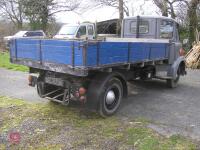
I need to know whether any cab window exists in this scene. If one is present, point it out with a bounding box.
[130,20,149,34]
[78,26,86,36]
[88,25,94,35]
[160,20,174,39]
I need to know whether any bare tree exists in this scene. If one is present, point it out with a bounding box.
[0,0,24,29]
[93,0,130,34]
[119,0,124,20]
[175,1,189,25]
[22,0,81,32]
[94,0,130,17]
[119,0,124,33]
[152,0,189,19]
[153,0,169,16]
[187,0,200,46]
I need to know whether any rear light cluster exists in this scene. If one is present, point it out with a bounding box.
[179,48,185,56]
[28,75,37,87]
[28,75,33,86]
[75,87,87,103]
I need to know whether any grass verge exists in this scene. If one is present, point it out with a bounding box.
[0,96,197,150]
[0,52,28,72]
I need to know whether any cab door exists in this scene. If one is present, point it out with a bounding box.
[159,19,181,64]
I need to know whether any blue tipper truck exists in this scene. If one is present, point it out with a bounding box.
[9,16,186,117]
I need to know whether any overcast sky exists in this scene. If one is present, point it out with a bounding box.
[55,0,159,24]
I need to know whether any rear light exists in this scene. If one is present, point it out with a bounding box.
[179,48,185,56]
[79,87,86,96]
[28,75,32,86]
[28,75,37,87]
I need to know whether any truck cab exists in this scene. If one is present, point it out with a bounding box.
[122,16,180,40]
[108,16,182,65]
[54,23,95,40]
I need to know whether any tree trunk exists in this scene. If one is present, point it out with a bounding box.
[41,0,49,32]
[188,0,200,47]
[162,0,168,17]
[41,8,49,32]
[17,21,23,30]
[118,0,124,35]
[169,2,176,19]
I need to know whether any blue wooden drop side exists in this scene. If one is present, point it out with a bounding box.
[86,42,169,67]
[10,39,170,69]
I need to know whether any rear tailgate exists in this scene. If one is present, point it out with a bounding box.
[10,38,88,76]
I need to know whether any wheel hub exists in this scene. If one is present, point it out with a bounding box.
[106,90,116,105]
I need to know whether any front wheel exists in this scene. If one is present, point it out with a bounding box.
[99,78,123,117]
[166,68,180,88]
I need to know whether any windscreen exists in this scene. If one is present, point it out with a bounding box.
[57,26,78,35]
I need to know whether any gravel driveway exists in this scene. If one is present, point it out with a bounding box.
[0,68,200,140]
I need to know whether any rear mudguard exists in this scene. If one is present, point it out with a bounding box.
[167,56,186,79]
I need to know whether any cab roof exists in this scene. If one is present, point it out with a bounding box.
[124,15,178,24]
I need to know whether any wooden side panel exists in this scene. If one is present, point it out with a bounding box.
[15,39,40,61]
[86,41,169,67]
[98,42,129,65]
[41,40,73,65]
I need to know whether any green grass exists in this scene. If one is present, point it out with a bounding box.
[0,96,197,150]
[0,52,28,72]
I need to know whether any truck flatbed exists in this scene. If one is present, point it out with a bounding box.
[10,38,170,76]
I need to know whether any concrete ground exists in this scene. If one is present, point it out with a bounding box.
[0,68,45,103]
[0,68,200,140]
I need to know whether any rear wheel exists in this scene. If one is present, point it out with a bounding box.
[99,78,123,117]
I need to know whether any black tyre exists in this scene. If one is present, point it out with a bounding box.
[166,68,180,88]
[87,72,127,117]
[98,78,123,117]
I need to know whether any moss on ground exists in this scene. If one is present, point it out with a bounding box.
[0,96,197,150]
[0,52,28,72]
